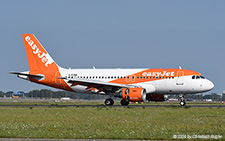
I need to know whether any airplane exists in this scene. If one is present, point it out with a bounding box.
[10,34,214,106]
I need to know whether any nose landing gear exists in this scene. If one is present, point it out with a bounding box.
[179,94,186,106]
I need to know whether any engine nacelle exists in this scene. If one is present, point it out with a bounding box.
[120,88,146,102]
[146,94,165,102]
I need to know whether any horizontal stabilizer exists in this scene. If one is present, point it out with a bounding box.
[9,72,44,80]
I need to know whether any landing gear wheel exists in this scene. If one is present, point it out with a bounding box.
[179,101,186,106]
[179,94,186,106]
[105,99,114,106]
[120,99,129,106]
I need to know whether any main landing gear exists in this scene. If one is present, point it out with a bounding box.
[104,98,114,106]
[120,99,129,106]
[179,94,186,106]
[104,99,130,106]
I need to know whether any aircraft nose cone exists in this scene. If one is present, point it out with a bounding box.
[207,80,214,91]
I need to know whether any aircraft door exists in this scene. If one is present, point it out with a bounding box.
[176,71,184,85]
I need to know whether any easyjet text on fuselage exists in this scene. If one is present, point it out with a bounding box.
[142,71,175,77]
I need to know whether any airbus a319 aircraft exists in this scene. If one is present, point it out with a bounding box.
[10,34,214,106]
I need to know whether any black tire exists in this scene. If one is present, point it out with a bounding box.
[120,99,129,106]
[179,101,186,106]
[105,98,114,106]
[110,99,114,105]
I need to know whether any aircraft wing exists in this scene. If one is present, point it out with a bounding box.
[60,77,138,93]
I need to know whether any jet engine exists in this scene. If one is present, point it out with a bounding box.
[117,88,146,102]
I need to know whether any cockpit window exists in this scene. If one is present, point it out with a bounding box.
[200,76,205,79]
[192,75,206,79]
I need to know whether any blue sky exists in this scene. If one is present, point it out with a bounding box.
[0,0,225,93]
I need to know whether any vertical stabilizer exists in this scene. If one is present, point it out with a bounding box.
[22,34,58,72]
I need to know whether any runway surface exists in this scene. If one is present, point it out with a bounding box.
[0,104,224,108]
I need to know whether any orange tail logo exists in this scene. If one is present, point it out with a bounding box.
[22,34,58,72]
[22,34,74,92]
